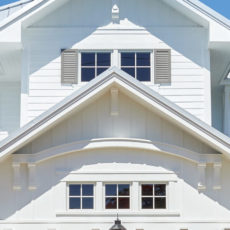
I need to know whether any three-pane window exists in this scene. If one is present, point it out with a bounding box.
[141,184,166,209]
[105,184,130,209]
[69,184,94,209]
[121,52,151,81]
[81,52,111,82]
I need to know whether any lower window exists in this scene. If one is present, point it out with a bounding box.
[69,184,94,209]
[141,184,166,209]
[105,184,130,209]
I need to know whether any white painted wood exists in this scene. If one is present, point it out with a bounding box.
[110,88,119,116]
[12,162,21,190]
[28,163,37,190]
[213,163,222,190]
[197,163,206,190]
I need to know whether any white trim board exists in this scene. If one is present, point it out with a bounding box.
[0,67,230,161]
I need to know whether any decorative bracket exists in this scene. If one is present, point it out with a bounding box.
[110,88,119,116]
[28,163,37,190]
[197,163,206,191]
[213,162,222,190]
[12,162,21,191]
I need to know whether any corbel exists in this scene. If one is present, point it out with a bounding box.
[110,88,119,116]
[213,162,222,190]
[197,163,206,190]
[12,162,22,191]
[28,163,37,190]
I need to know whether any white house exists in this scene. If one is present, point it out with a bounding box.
[0,0,230,229]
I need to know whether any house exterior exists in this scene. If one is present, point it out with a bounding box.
[0,0,230,230]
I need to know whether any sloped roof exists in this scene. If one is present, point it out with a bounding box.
[0,0,33,21]
[0,0,229,31]
[0,67,230,162]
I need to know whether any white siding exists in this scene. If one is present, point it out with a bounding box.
[17,90,216,155]
[21,0,210,124]
[0,82,20,135]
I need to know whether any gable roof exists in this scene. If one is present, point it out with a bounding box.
[0,67,230,162]
[0,0,229,31]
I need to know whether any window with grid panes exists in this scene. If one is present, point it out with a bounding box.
[105,184,130,209]
[69,184,94,209]
[121,52,151,81]
[141,184,166,209]
[81,52,111,82]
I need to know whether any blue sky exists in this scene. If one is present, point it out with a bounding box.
[0,0,230,19]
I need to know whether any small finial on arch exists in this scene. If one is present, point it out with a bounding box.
[112,4,120,24]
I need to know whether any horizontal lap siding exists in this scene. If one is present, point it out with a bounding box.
[156,51,205,121]
[28,47,205,122]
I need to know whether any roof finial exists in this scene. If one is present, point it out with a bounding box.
[112,3,120,24]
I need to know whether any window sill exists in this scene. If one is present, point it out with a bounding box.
[56,210,180,217]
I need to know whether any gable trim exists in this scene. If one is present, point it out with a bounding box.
[0,67,230,161]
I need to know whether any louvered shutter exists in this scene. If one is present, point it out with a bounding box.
[61,49,78,84]
[154,49,171,84]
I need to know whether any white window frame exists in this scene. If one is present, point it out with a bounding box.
[67,183,95,211]
[139,182,168,211]
[103,182,131,210]
[78,50,113,84]
[118,50,153,83]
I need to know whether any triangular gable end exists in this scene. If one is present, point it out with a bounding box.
[14,86,220,165]
[0,67,230,162]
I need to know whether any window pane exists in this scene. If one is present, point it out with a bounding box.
[69,184,81,196]
[137,53,150,66]
[137,68,150,81]
[155,197,166,209]
[97,53,111,66]
[155,184,166,196]
[69,197,81,209]
[142,184,153,196]
[142,197,153,209]
[82,184,94,196]
[106,197,117,209]
[121,68,135,77]
[81,68,95,82]
[82,198,94,209]
[118,198,130,209]
[106,184,117,196]
[118,184,130,196]
[121,53,135,66]
[97,68,108,76]
[81,53,95,66]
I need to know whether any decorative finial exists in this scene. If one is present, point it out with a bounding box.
[112,4,120,24]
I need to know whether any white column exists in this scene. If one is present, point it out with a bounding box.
[224,86,230,136]
[197,163,206,190]
[213,163,222,190]
[12,162,21,190]
[28,163,37,190]
[20,44,30,126]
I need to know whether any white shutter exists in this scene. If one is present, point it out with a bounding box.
[154,49,171,84]
[61,49,78,84]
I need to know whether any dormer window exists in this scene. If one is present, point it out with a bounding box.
[121,52,151,82]
[81,52,111,82]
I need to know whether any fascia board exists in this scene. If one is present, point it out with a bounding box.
[0,67,230,162]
